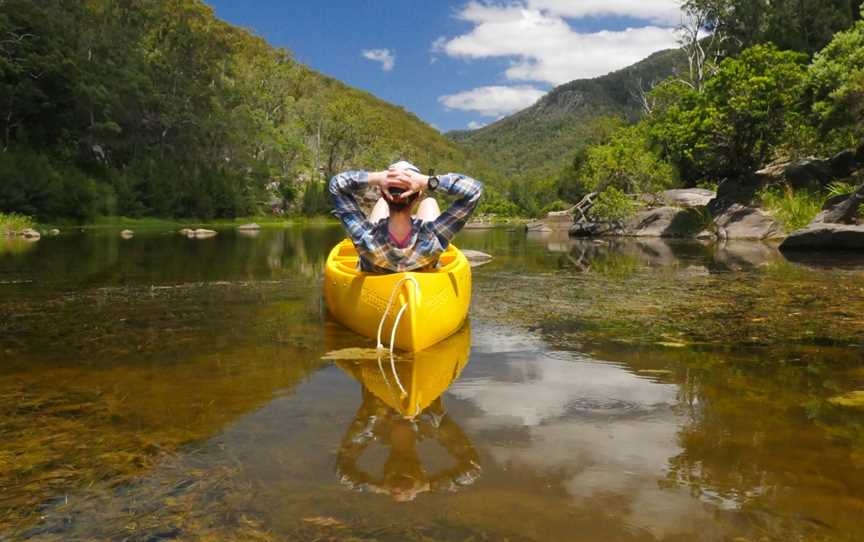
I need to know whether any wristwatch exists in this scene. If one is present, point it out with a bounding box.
[427,175,440,191]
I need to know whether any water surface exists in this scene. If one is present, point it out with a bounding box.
[1,227,863,541]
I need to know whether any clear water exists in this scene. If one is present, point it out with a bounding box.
[1,227,863,541]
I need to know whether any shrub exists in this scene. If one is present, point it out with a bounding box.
[578,125,678,195]
[591,187,640,222]
[758,185,823,231]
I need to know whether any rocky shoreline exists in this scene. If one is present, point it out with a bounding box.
[530,146,864,251]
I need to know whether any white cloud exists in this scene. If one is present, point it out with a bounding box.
[467,121,486,130]
[527,0,683,25]
[439,85,546,117]
[361,48,395,71]
[436,2,681,85]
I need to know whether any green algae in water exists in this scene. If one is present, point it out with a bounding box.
[3,230,864,541]
[829,391,864,408]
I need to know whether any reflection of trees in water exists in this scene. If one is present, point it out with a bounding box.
[661,350,864,537]
[0,227,345,287]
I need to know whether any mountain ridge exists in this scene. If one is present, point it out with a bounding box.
[447,47,688,181]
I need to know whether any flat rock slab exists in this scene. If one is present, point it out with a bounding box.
[237,223,261,230]
[461,249,493,268]
[658,188,716,208]
[780,223,864,250]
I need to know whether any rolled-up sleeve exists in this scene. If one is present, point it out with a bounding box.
[431,174,483,245]
[329,171,373,246]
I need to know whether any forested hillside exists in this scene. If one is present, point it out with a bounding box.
[448,48,686,183]
[0,0,485,221]
[451,0,864,219]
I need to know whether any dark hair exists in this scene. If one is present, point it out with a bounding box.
[387,188,419,212]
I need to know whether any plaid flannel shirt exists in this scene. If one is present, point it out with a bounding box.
[329,171,483,273]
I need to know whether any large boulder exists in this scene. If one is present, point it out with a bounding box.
[20,228,41,239]
[627,207,715,238]
[780,223,864,250]
[784,158,835,189]
[626,207,689,237]
[714,204,784,240]
[657,188,716,208]
[712,175,767,211]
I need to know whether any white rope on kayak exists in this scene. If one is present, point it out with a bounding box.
[375,275,421,398]
[388,304,409,397]
[376,275,420,352]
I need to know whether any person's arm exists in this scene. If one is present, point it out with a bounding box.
[399,170,483,245]
[328,170,389,245]
[430,174,483,244]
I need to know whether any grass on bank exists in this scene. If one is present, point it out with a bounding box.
[758,186,824,232]
[0,212,34,235]
[760,181,864,232]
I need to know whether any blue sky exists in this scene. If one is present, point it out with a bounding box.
[204,1,683,132]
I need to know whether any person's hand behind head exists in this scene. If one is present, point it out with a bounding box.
[397,169,429,199]
[381,168,412,201]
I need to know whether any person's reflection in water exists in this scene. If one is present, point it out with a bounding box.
[336,386,481,502]
[331,323,478,501]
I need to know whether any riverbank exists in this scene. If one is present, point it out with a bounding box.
[4,215,341,234]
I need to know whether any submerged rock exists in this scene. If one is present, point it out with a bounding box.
[191,229,217,238]
[461,249,493,268]
[828,391,864,408]
[179,228,193,235]
[780,223,864,250]
[236,223,261,231]
[48,228,60,236]
[120,229,134,239]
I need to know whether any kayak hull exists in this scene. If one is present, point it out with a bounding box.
[323,239,471,352]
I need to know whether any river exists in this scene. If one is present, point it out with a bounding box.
[1,226,863,541]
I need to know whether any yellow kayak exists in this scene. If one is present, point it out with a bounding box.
[336,323,471,417]
[323,238,471,352]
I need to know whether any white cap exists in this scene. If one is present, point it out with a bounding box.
[388,160,420,173]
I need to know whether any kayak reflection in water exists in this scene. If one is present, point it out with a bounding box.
[333,324,479,501]
[335,388,481,502]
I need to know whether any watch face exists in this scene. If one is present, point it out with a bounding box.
[429,176,439,190]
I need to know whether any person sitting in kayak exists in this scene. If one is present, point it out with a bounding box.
[329,160,482,273]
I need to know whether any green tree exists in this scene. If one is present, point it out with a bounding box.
[577,125,678,195]
[803,16,864,151]
[650,45,807,182]
[682,0,862,55]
